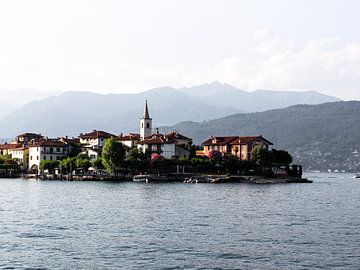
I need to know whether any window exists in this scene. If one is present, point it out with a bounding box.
[50,156,53,161]
[37,156,39,160]
[56,156,61,160]
[56,148,60,152]
[30,156,32,160]
[147,123,150,128]
[43,156,46,160]
[142,123,144,128]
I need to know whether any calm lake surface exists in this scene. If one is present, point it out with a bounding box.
[0,173,360,269]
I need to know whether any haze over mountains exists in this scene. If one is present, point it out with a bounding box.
[0,82,339,139]
[0,89,62,117]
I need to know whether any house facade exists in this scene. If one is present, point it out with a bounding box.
[28,139,69,172]
[79,130,114,148]
[116,133,140,148]
[201,135,273,160]
[9,145,29,167]
[138,131,192,159]
[12,133,43,144]
[0,143,22,156]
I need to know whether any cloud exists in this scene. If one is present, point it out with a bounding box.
[63,34,360,100]
[1,26,359,100]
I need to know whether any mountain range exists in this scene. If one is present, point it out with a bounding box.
[161,101,360,172]
[0,82,339,138]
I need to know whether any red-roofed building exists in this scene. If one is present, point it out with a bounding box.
[116,133,140,148]
[28,139,70,173]
[201,135,273,160]
[12,133,43,145]
[138,130,192,159]
[79,130,115,149]
[0,143,23,156]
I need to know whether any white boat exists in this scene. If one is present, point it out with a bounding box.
[353,173,360,179]
[133,175,151,182]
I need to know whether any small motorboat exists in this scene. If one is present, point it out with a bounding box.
[353,173,360,179]
[133,175,151,182]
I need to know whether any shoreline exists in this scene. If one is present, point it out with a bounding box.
[1,173,313,184]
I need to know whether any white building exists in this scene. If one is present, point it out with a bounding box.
[138,130,192,159]
[137,102,192,158]
[116,133,140,148]
[28,139,69,173]
[140,100,152,140]
[9,145,27,167]
[79,130,114,149]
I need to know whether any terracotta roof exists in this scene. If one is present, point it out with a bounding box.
[202,135,273,146]
[29,139,68,147]
[79,130,114,139]
[166,131,192,142]
[138,133,165,145]
[229,136,273,145]
[116,133,140,141]
[202,136,239,146]
[0,143,23,150]
[58,137,80,144]
[138,131,192,145]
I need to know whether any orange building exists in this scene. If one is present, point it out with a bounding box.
[201,135,273,160]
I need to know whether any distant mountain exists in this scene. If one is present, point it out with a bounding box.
[0,82,340,139]
[161,101,360,172]
[0,87,238,138]
[0,89,62,117]
[179,81,340,112]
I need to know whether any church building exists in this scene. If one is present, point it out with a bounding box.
[137,101,193,159]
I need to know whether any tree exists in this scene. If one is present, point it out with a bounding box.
[251,145,273,166]
[0,154,13,165]
[76,157,91,172]
[127,147,145,161]
[39,160,59,174]
[60,157,77,174]
[102,137,126,175]
[92,157,104,170]
[271,149,293,165]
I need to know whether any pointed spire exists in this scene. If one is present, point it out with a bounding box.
[143,100,150,119]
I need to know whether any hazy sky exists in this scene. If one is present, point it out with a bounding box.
[0,0,359,100]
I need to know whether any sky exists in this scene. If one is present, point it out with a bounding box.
[0,0,359,100]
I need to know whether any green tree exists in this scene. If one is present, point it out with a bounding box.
[0,155,5,165]
[271,149,293,165]
[251,145,273,167]
[102,137,126,175]
[127,147,145,161]
[39,160,59,174]
[76,157,91,171]
[60,157,77,174]
[92,157,104,170]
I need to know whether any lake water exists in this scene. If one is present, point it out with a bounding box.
[0,173,360,269]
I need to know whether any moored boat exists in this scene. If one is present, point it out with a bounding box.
[353,173,360,179]
[133,174,151,182]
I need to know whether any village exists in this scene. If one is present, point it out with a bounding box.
[0,101,306,183]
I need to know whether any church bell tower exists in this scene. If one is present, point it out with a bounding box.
[140,100,152,140]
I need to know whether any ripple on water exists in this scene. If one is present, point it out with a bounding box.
[0,174,359,269]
